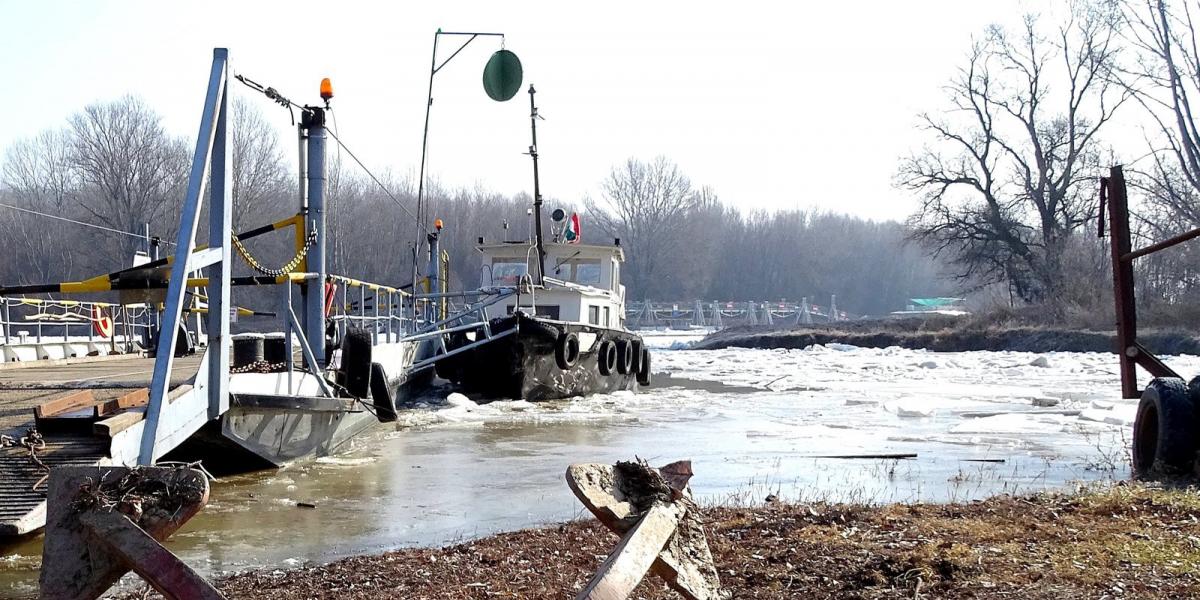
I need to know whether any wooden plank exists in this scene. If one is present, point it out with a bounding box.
[567,463,723,600]
[94,411,145,437]
[93,388,149,417]
[34,390,98,419]
[577,502,684,600]
[80,512,226,600]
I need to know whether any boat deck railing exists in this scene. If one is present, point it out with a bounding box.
[0,297,153,361]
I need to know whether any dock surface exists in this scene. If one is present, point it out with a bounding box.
[0,355,201,535]
[0,355,201,436]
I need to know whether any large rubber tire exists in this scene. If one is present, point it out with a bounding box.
[555,332,581,370]
[1133,377,1198,478]
[341,327,373,399]
[597,340,617,376]
[522,318,561,341]
[616,340,634,375]
[636,345,652,386]
[630,340,644,375]
[1190,376,1200,403]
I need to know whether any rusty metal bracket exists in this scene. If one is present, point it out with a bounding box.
[1101,166,1196,398]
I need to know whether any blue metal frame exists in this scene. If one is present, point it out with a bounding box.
[139,49,232,465]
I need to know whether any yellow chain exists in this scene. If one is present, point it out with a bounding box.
[232,229,317,277]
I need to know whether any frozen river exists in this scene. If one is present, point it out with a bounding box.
[2,333,1196,596]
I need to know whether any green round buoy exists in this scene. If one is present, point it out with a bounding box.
[482,50,523,101]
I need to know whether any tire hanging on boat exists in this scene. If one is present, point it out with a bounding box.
[597,340,617,376]
[341,327,373,399]
[637,345,652,386]
[555,332,581,370]
[616,339,634,375]
[630,339,644,375]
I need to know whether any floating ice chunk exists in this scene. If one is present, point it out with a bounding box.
[826,343,859,352]
[1079,407,1136,427]
[1029,356,1052,368]
[884,399,935,417]
[845,399,878,406]
[917,360,939,369]
[949,413,1064,435]
[315,456,375,466]
[1032,397,1060,407]
[445,392,475,408]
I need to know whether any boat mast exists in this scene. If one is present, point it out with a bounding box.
[527,84,547,285]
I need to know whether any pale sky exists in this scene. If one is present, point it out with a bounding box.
[0,1,1038,222]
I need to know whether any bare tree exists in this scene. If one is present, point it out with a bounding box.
[899,5,1126,303]
[586,157,700,298]
[68,96,189,258]
[231,98,290,228]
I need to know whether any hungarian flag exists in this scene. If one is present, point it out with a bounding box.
[565,213,581,243]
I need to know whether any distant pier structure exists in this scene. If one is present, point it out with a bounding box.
[625,297,850,330]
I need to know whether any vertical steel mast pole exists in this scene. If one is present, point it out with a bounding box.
[302,108,328,366]
[528,84,546,284]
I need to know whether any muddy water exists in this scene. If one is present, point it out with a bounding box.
[1,340,1171,597]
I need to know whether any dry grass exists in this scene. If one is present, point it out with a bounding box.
[206,483,1200,599]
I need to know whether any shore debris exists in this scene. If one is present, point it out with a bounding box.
[39,464,223,600]
[566,459,725,600]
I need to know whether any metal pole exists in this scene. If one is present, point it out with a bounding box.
[426,231,440,323]
[302,107,328,368]
[141,48,230,465]
[206,68,233,420]
[527,85,547,284]
[1106,168,1139,399]
[414,31,440,254]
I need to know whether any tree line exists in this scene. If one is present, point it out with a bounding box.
[0,95,949,318]
[7,0,1200,324]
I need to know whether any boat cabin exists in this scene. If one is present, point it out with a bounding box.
[478,242,627,329]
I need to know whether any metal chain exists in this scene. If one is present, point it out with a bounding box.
[232,229,317,277]
[229,360,288,374]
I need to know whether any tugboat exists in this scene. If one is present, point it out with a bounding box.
[435,87,650,400]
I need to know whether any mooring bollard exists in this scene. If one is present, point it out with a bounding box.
[39,465,224,600]
[566,459,724,600]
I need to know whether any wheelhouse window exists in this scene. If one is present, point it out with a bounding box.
[588,305,600,325]
[491,259,529,285]
[551,257,602,286]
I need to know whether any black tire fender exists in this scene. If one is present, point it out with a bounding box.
[630,340,644,374]
[597,340,617,376]
[636,345,652,386]
[616,339,634,375]
[1133,377,1198,477]
[555,332,581,370]
[340,327,373,399]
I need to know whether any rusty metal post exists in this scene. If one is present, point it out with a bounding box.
[1105,167,1141,399]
